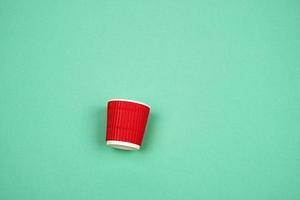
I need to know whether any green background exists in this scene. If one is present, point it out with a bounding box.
[1,0,299,199]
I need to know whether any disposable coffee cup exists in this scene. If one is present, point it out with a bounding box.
[106,99,151,150]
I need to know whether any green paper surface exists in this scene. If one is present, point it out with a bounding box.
[1,0,299,199]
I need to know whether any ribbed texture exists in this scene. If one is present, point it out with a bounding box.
[106,101,150,146]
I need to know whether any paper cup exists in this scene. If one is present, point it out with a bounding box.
[106,99,151,151]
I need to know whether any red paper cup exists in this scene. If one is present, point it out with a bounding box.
[106,99,151,150]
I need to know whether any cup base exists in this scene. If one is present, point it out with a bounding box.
[106,140,140,151]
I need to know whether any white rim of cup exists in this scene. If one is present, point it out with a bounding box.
[106,140,140,151]
[108,99,151,109]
